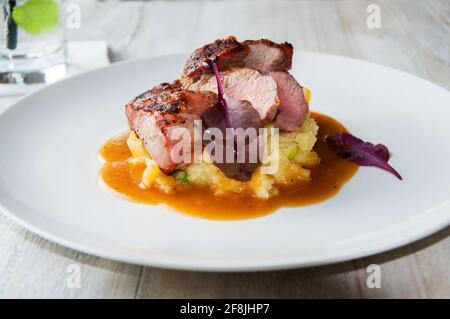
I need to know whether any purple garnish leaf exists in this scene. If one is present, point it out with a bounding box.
[212,63,232,128]
[210,62,261,131]
[327,132,402,180]
[200,63,263,181]
[224,96,262,131]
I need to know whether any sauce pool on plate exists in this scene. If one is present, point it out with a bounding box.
[99,112,358,220]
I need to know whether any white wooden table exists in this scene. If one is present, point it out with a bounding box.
[0,0,449,298]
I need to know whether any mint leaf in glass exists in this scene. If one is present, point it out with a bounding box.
[12,0,59,35]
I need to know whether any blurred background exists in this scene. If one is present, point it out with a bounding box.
[1,0,448,88]
[74,0,448,87]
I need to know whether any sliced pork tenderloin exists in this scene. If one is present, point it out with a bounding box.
[182,37,293,82]
[242,39,293,73]
[182,36,249,80]
[270,71,309,132]
[184,67,280,124]
[126,80,217,174]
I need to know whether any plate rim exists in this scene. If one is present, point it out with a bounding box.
[1,197,449,272]
[0,51,449,272]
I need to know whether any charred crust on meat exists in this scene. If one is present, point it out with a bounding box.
[134,80,182,101]
[182,36,248,77]
[128,80,186,115]
[136,90,152,100]
[242,39,293,51]
[126,79,217,130]
[182,37,293,79]
[142,92,186,114]
[150,80,181,94]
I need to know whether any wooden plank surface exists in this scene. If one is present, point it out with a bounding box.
[0,0,449,298]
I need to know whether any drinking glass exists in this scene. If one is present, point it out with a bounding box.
[0,0,66,86]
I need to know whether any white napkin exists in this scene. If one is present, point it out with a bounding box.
[66,41,110,74]
[0,41,110,97]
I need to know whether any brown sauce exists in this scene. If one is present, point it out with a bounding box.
[99,112,358,220]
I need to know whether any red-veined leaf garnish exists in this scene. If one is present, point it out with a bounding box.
[326,132,402,180]
[201,63,262,181]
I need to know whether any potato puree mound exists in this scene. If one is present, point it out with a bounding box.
[126,114,319,199]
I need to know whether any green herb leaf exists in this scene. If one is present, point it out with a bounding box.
[12,0,59,35]
[175,171,190,185]
[286,145,298,160]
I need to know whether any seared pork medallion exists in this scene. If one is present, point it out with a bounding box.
[185,67,279,123]
[125,80,217,174]
[181,36,307,130]
[181,36,293,79]
[99,36,399,219]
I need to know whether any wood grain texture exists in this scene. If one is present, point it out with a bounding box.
[0,0,449,298]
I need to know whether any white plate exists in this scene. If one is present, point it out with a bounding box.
[0,52,449,271]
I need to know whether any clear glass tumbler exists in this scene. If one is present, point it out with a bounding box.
[0,0,66,86]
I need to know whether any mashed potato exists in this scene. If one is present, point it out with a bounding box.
[127,116,318,200]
